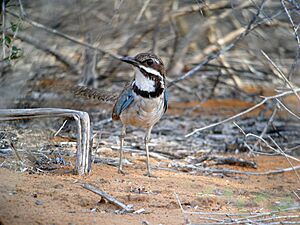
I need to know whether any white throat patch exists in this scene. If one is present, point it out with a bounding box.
[134,68,155,92]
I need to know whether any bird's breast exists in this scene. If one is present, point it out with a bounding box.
[120,92,165,128]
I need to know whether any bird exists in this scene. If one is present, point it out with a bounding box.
[112,53,168,176]
[73,52,168,176]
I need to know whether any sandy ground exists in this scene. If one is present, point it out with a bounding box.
[1,82,299,225]
[0,155,299,225]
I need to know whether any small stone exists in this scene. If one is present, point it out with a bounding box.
[133,208,145,214]
[35,200,43,205]
[53,184,64,189]
[90,208,97,212]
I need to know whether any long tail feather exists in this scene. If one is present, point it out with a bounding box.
[72,85,118,103]
[37,79,118,103]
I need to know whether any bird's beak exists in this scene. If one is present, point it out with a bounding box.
[121,56,140,67]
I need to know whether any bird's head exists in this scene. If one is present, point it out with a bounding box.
[121,53,166,96]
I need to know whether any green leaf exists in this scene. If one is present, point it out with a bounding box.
[10,45,22,59]
[10,22,17,32]
[5,35,11,45]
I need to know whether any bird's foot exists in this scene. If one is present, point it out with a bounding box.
[118,168,126,175]
[143,171,156,178]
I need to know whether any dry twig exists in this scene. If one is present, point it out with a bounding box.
[6,10,123,61]
[168,0,266,87]
[2,0,6,59]
[186,88,300,137]
[261,50,300,103]
[9,31,80,74]
[174,192,191,225]
[83,183,134,213]
[281,0,300,80]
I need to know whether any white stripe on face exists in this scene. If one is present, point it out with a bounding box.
[139,65,165,88]
[139,65,164,80]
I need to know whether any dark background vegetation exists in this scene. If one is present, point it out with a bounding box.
[1,0,299,155]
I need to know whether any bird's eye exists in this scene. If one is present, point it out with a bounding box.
[146,59,154,66]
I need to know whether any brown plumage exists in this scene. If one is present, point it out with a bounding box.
[72,85,119,103]
[37,79,119,103]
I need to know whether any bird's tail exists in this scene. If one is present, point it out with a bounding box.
[72,85,118,102]
[36,79,118,103]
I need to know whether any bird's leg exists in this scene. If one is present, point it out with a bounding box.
[118,125,126,174]
[144,126,153,177]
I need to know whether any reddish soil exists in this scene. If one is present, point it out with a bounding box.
[0,155,299,225]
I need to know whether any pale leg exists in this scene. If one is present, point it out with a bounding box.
[144,126,153,177]
[118,125,126,174]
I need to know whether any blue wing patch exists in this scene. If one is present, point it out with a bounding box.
[112,88,134,120]
[163,89,168,113]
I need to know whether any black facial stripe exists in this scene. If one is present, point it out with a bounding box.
[133,83,164,98]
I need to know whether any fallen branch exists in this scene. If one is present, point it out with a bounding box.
[185,206,300,216]
[83,183,134,213]
[0,108,92,175]
[192,164,300,176]
[198,155,257,169]
[156,163,300,176]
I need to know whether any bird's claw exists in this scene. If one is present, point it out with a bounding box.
[118,168,126,175]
